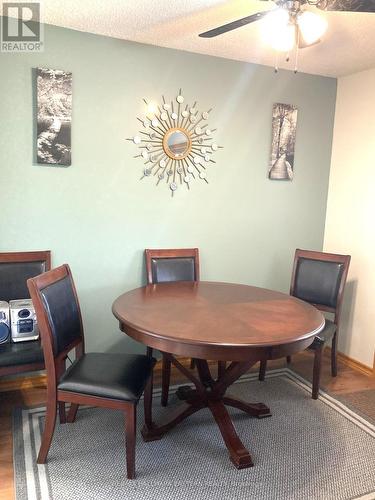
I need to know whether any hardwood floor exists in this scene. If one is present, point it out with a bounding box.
[0,384,46,500]
[1,350,374,500]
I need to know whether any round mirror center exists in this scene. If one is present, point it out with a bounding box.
[164,129,190,159]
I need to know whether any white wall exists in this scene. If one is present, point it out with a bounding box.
[324,67,375,369]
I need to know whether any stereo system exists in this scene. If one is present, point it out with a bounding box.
[0,300,39,343]
[0,301,10,344]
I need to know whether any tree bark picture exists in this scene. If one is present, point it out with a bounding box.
[268,103,298,180]
[36,68,72,166]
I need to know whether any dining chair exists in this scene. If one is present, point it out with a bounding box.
[27,264,156,479]
[0,251,50,377]
[259,249,351,399]
[145,248,200,406]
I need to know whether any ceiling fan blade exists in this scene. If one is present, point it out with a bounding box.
[199,11,270,38]
[316,0,375,12]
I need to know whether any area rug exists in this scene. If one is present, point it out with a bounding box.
[13,369,375,500]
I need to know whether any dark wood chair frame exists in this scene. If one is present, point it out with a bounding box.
[27,264,152,479]
[145,248,205,406]
[0,250,51,376]
[259,249,351,399]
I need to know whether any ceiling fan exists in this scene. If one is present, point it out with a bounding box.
[199,0,375,52]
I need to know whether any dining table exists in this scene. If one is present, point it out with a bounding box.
[112,281,324,469]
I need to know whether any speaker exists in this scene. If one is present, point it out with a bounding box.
[0,301,10,344]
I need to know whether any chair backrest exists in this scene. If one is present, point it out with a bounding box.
[27,264,84,380]
[145,248,200,285]
[290,249,351,321]
[0,251,51,302]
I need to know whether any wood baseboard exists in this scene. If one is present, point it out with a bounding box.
[0,351,373,393]
[331,349,374,377]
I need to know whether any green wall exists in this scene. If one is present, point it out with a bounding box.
[0,21,337,354]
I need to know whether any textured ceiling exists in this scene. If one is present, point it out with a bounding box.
[2,0,375,77]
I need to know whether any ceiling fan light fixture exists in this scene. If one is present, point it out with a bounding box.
[261,9,296,52]
[297,11,328,46]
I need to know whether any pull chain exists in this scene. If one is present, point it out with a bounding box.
[274,50,279,73]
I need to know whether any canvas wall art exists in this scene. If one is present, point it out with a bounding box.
[268,103,298,180]
[36,68,72,166]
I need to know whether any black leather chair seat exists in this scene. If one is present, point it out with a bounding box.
[0,340,44,367]
[58,353,156,402]
[309,319,337,349]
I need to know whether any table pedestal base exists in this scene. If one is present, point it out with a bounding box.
[141,356,272,469]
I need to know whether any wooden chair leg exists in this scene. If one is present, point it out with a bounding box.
[312,344,324,400]
[190,358,196,369]
[161,354,171,407]
[144,371,154,429]
[218,361,226,378]
[331,332,338,377]
[286,356,292,364]
[125,405,136,480]
[37,399,57,464]
[258,360,267,381]
[58,402,66,424]
[67,404,79,423]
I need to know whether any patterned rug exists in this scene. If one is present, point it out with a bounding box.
[13,369,375,500]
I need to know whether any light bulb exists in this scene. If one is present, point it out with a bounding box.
[297,11,327,45]
[262,8,289,32]
[261,9,296,52]
[274,23,296,52]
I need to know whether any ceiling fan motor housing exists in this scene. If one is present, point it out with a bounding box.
[278,0,304,15]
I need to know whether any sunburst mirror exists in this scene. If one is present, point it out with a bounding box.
[127,90,222,195]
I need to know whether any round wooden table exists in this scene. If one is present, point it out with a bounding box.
[112,281,324,469]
